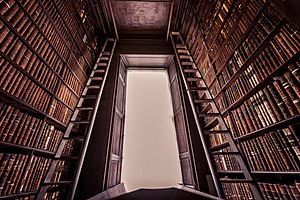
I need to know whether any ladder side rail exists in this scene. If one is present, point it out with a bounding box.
[177,33,263,200]
[36,40,112,200]
[69,39,117,200]
[170,32,224,198]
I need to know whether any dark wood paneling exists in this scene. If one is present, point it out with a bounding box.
[75,47,120,200]
[271,0,300,30]
[107,60,127,188]
[168,61,195,186]
[174,110,188,154]
[118,39,173,55]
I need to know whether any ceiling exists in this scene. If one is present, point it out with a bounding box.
[108,0,174,39]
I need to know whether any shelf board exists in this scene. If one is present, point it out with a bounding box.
[0,89,67,131]
[208,0,240,48]
[211,2,268,65]
[218,19,285,94]
[218,170,300,182]
[0,141,54,159]
[36,0,93,70]
[0,52,75,112]
[0,191,37,200]
[16,0,86,91]
[222,51,300,114]
[0,13,82,97]
[234,115,300,143]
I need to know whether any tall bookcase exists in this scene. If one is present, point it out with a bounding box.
[179,0,300,198]
[0,0,101,198]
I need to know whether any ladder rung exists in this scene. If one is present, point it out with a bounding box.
[77,107,94,111]
[180,55,192,59]
[183,69,198,73]
[204,130,229,134]
[71,120,90,124]
[219,179,253,183]
[86,85,100,89]
[97,63,107,67]
[90,77,103,81]
[102,52,111,56]
[55,155,79,161]
[202,104,212,113]
[176,44,186,49]
[198,113,220,117]
[81,95,98,100]
[187,77,201,81]
[189,86,207,91]
[182,62,193,66]
[44,181,72,186]
[177,49,189,54]
[171,31,180,35]
[212,151,239,155]
[94,69,105,73]
[194,99,213,103]
[99,57,109,61]
[210,142,230,152]
[218,170,243,175]
[205,118,219,129]
[63,135,85,140]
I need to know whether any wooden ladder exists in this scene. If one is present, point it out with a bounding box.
[170,32,262,200]
[37,38,116,200]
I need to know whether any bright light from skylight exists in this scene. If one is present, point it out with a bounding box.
[121,70,182,192]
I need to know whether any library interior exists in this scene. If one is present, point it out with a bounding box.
[0,0,300,199]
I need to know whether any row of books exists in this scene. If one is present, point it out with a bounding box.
[259,181,300,199]
[51,0,96,67]
[0,153,51,196]
[221,172,300,199]
[0,57,80,120]
[214,153,241,171]
[0,33,60,93]
[209,0,264,59]
[185,0,264,63]
[0,1,85,95]
[225,99,299,171]
[27,0,96,69]
[217,24,300,92]
[0,103,63,152]
[48,98,73,125]
[228,110,299,172]
[240,133,299,171]
[221,59,300,112]
[23,0,90,93]
[38,0,94,68]
[222,183,253,200]
[213,3,279,70]
[216,11,281,77]
[0,21,82,112]
[0,63,51,112]
[211,1,268,68]
[180,0,300,198]
[72,0,99,54]
[0,0,100,198]
[40,161,73,199]
[184,0,265,88]
[56,83,78,110]
[203,0,236,46]
[206,0,252,48]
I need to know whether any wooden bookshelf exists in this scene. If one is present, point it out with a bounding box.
[0,191,37,200]
[0,0,101,198]
[181,0,300,198]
